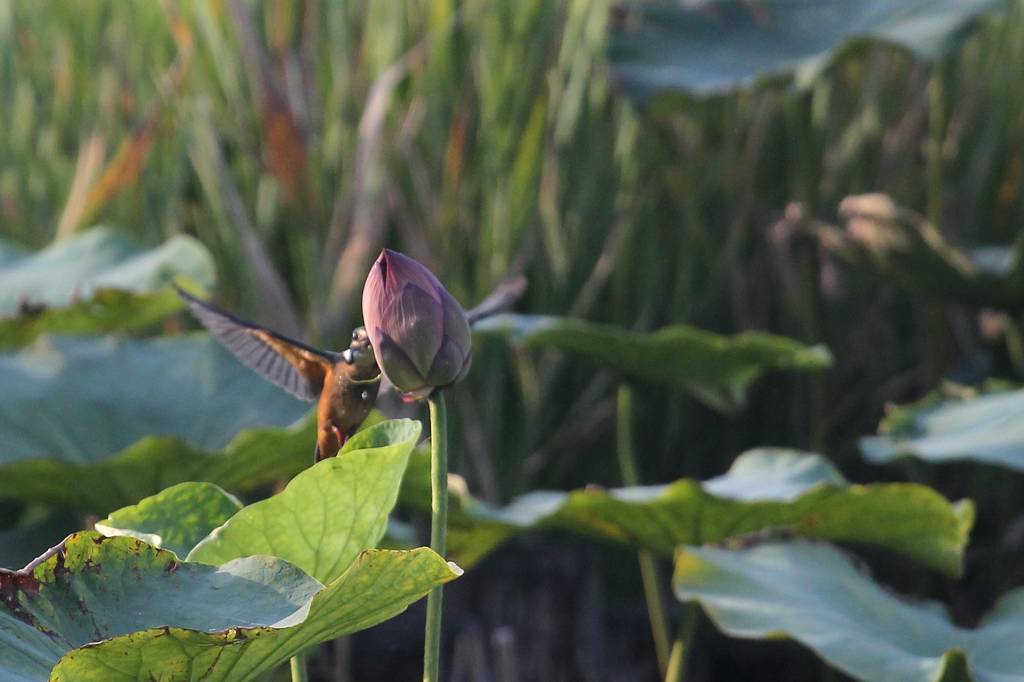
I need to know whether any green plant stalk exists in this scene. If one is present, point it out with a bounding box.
[927,58,947,231]
[423,391,449,682]
[1005,315,1024,378]
[923,58,951,386]
[617,383,671,676]
[797,236,826,453]
[290,652,309,682]
[664,604,698,682]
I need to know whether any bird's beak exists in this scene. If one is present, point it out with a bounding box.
[341,348,354,364]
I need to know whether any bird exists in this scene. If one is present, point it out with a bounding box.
[174,285,382,462]
[175,274,526,462]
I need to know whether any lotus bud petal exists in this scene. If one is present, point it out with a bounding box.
[362,249,472,398]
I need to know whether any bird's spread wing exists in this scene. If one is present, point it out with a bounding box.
[467,275,528,325]
[175,285,333,401]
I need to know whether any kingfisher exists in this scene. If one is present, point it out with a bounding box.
[175,286,382,462]
[175,276,524,462]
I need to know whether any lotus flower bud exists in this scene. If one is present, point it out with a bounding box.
[361,249,472,400]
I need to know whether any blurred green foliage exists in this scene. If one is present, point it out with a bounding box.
[397,445,972,575]
[0,334,312,511]
[2,0,1024,502]
[4,1,1024,678]
[0,227,214,347]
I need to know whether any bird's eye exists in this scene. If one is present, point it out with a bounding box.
[351,330,359,340]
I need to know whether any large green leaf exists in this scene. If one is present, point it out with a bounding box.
[401,447,972,576]
[97,420,422,584]
[0,227,216,348]
[0,532,459,682]
[189,420,422,582]
[861,383,1024,470]
[609,0,1006,101]
[0,335,313,512]
[95,483,243,558]
[474,314,832,412]
[0,243,26,267]
[673,540,1024,682]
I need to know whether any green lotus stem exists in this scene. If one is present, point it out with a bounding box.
[927,58,947,230]
[1005,317,1024,377]
[664,604,698,682]
[423,391,449,682]
[290,653,309,682]
[617,383,671,676]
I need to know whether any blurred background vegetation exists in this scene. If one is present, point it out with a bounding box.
[3,0,1024,679]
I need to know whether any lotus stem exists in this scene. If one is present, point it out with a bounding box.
[927,58,947,231]
[290,653,309,682]
[617,383,671,675]
[664,604,698,682]
[423,391,449,682]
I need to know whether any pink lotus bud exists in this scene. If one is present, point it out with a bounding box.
[361,249,472,400]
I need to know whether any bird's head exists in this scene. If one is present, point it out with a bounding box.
[341,326,378,374]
